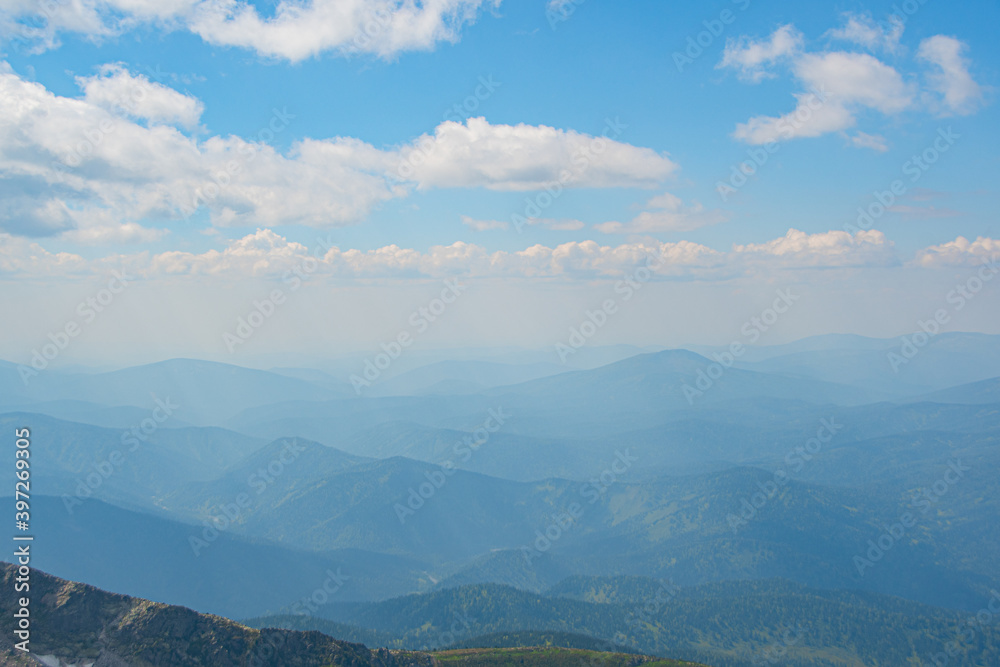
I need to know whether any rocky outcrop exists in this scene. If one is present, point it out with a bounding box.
[0,563,434,667]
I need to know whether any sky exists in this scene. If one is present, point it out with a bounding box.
[0,0,997,366]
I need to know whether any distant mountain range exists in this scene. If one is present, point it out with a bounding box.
[3,334,1000,666]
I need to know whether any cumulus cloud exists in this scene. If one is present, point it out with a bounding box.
[732,51,913,144]
[797,51,914,114]
[191,235,730,280]
[62,222,169,245]
[405,117,676,191]
[1,228,908,281]
[0,189,75,236]
[594,192,727,234]
[917,35,985,115]
[718,24,803,82]
[77,64,204,128]
[0,233,88,275]
[148,228,309,275]
[722,23,985,144]
[0,66,674,239]
[1,0,498,61]
[733,228,896,268]
[848,131,889,152]
[0,66,397,236]
[826,13,903,53]
[915,236,1000,268]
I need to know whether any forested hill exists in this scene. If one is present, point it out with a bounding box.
[249,578,1000,667]
[0,564,707,667]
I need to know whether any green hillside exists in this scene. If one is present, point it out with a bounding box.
[253,579,1000,667]
[434,647,707,667]
[0,565,704,667]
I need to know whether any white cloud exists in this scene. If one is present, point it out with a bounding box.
[718,24,803,82]
[826,13,903,53]
[62,222,169,245]
[733,52,913,145]
[732,228,896,268]
[0,228,908,282]
[161,228,898,277]
[148,228,310,276]
[915,236,1000,267]
[0,193,74,236]
[594,192,727,234]
[796,52,914,114]
[917,35,984,115]
[725,22,986,145]
[405,117,677,191]
[461,216,586,232]
[0,0,121,53]
[732,87,853,144]
[848,131,889,152]
[307,237,727,280]
[546,0,573,10]
[0,66,398,236]
[0,233,88,275]
[191,0,499,61]
[461,216,509,232]
[1,0,498,61]
[78,64,204,128]
[0,67,674,239]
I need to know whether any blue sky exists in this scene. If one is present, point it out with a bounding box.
[0,0,997,364]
